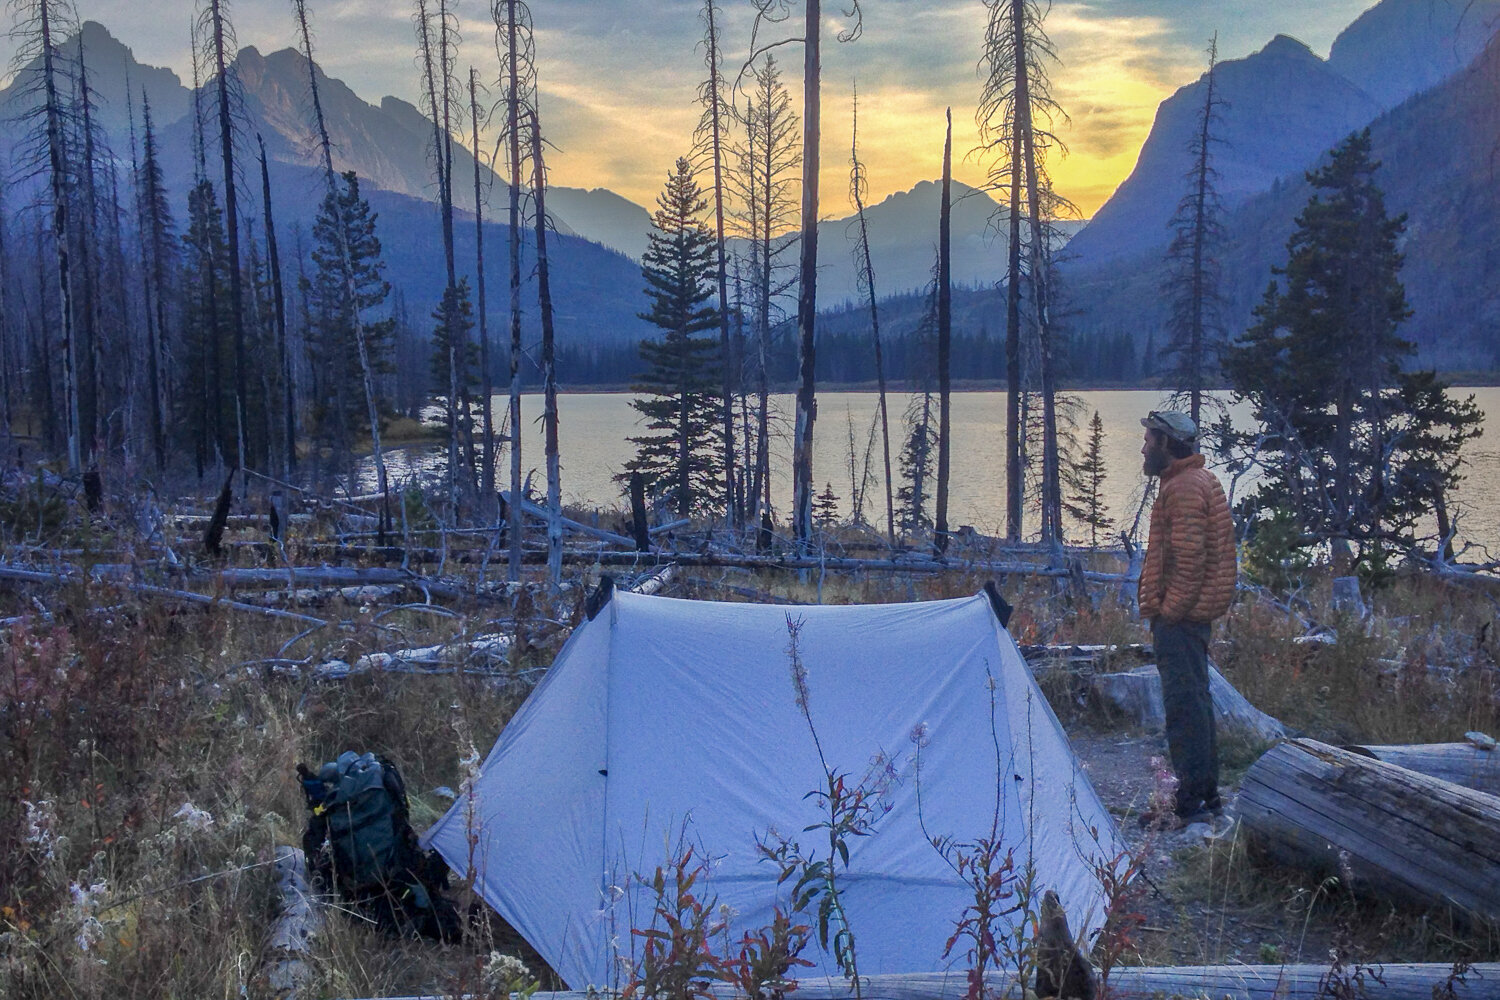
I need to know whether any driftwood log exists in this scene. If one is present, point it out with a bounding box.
[338,964,1498,1000]
[1238,739,1500,923]
[1345,742,1500,797]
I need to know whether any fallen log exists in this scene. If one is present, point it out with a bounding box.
[1238,739,1500,923]
[0,563,330,625]
[1344,741,1500,797]
[1019,642,1153,666]
[1041,657,1287,742]
[260,845,324,1000]
[334,963,1498,1000]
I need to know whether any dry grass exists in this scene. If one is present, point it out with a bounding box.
[2,501,1498,997]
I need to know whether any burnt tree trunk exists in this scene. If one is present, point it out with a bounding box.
[529,109,562,591]
[934,110,953,555]
[469,68,496,500]
[503,0,526,583]
[791,0,820,546]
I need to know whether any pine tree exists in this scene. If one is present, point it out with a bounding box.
[430,277,477,451]
[623,158,725,517]
[897,274,940,536]
[813,481,840,528]
[1222,130,1481,562]
[302,171,393,462]
[1063,410,1112,548]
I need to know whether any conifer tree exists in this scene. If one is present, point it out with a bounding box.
[1063,410,1112,548]
[813,482,840,528]
[302,172,393,465]
[430,277,477,452]
[624,158,724,517]
[1223,130,1481,562]
[897,273,940,536]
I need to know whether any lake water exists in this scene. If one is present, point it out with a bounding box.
[381,388,1500,556]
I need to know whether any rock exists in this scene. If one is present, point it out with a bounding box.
[1466,731,1497,751]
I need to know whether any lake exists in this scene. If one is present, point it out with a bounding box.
[379,388,1500,555]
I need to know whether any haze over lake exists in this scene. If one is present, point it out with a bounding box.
[378,388,1500,556]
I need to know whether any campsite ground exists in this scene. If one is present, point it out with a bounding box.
[3,527,1498,998]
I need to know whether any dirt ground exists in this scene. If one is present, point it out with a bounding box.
[1065,723,1488,969]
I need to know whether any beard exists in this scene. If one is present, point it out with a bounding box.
[1143,446,1171,476]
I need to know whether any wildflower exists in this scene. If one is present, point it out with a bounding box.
[172,802,215,832]
[909,721,930,748]
[68,880,110,953]
[785,615,810,714]
[22,800,57,861]
[482,951,531,988]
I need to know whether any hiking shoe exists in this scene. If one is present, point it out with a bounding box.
[1175,805,1214,827]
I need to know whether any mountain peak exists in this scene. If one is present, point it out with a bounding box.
[1259,34,1319,61]
[1328,0,1500,110]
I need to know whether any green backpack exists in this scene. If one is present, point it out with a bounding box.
[299,751,460,941]
[301,751,420,891]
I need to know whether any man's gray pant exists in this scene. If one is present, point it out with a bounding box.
[1152,619,1220,812]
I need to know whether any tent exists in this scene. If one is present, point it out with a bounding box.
[423,589,1124,989]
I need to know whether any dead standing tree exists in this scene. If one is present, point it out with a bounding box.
[733,54,800,532]
[528,106,562,592]
[747,0,861,548]
[847,84,894,547]
[935,109,953,554]
[256,135,291,478]
[9,0,82,472]
[415,0,472,504]
[468,66,496,501]
[292,0,389,523]
[978,0,1070,545]
[199,0,252,470]
[494,0,537,582]
[1163,34,1225,431]
[695,0,739,527]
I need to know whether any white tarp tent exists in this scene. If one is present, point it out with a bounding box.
[423,589,1124,990]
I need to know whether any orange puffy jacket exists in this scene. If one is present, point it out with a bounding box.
[1138,454,1237,623]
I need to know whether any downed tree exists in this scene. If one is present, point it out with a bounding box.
[1088,662,1287,741]
[340,963,1498,1000]
[1344,740,1500,797]
[259,846,323,1000]
[1238,739,1500,924]
[1027,647,1286,742]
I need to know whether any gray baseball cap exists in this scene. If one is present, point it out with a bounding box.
[1141,409,1197,443]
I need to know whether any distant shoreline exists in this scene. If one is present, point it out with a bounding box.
[540,373,1500,394]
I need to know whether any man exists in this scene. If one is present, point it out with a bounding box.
[1138,410,1237,824]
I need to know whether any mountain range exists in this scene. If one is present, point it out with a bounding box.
[1,0,1496,371]
[1065,0,1500,372]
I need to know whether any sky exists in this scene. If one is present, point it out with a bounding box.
[4,0,1384,215]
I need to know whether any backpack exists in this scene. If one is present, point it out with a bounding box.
[299,751,460,941]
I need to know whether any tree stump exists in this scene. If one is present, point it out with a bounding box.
[1238,739,1500,923]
